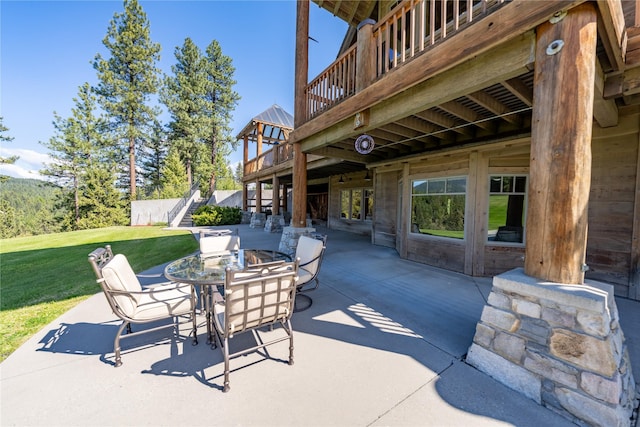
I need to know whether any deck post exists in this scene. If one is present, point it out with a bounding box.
[292,0,309,228]
[356,18,376,92]
[272,173,280,216]
[256,122,263,158]
[255,178,262,213]
[525,3,597,284]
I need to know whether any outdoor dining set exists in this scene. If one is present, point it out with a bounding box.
[87,228,326,392]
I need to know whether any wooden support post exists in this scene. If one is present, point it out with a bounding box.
[272,174,280,215]
[525,3,597,284]
[242,183,247,212]
[255,179,262,213]
[243,134,248,165]
[292,0,309,228]
[356,19,376,93]
[256,122,263,158]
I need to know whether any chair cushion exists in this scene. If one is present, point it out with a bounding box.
[200,235,240,256]
[297,267,313,287]
[134,283,193,321]
[295,236,323,282]
[101,254,143,317]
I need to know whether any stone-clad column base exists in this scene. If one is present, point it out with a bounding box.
[467,268,637,427]
[278,226,315,257]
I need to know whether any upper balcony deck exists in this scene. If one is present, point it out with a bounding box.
[304,0,509,122]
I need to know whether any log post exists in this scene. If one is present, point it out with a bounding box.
[272,173,280,215]
[292,0,309,228]
[525,3,597,284]
[255,179,262,213]
[256,122,263,158]
[356,19,376,92]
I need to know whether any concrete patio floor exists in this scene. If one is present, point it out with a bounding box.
[1,224,638,426]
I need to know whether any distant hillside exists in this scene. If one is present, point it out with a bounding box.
[1,178,62,238]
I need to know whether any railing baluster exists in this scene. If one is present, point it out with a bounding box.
[420,0,425,51]
[430,0,436,45]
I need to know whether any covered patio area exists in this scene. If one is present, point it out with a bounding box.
[1,225,638,426]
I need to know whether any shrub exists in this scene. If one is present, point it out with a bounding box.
[192,205,241,226]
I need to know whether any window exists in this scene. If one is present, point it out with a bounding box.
[341,188,373,220]
[488,175,527,243]
[411,176,466,239]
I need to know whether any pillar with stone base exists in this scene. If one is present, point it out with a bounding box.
[467,269,637,426]
[278,226,316,257]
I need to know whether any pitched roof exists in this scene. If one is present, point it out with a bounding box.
[235,104,294,144]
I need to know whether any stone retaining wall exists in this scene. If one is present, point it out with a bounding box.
[467,268,637,426]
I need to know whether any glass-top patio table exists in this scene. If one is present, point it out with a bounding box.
[164,249,291,343]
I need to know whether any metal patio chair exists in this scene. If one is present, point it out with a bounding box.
[88,245,197,367]
[199,228,240,258]
[212,259,299,392]
[293,234,327,311]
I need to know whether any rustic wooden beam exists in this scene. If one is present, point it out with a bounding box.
[272,174,280,215]
[467,90,522,126]
[413,109,474,137]
[292,0,584,146]
[292,0,309,228]
[595,0,627,72]
[525,2,597,284]
[502,77,534,107]
[438,100,495,132]
[593,59,619,127]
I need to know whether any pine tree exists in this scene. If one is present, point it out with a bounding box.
[93,0,161,200]
[0,117,18,183]
[139,121,168,198]
[40,83,125,230]
[202,40,240,195]
[160,37,207,188]
[159,147,189,198]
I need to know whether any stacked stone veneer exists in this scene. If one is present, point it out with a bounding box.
[278,226,316,257]
[264,214,284,233]
[467,268,637,427]
[240,211,252,224]
[249,212,266,229]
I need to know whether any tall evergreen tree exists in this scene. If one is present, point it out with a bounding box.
[202,40,240,194]
[41,83,117,229]
[159,147,189,198]
[139,121,168,198]
[0,117,18,183]
[160,37,206,187]
[93,0,161,199]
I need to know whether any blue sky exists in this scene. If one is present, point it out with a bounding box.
[0,0,347,179]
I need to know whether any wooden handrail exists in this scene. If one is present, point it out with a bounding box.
[302,0,507,122]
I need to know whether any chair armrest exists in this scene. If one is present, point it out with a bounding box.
[212,289,224,304]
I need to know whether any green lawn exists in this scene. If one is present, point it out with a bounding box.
[0,226,198,362]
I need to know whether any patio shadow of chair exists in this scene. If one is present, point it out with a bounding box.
[37,319,193,367]
[140,326,289,390]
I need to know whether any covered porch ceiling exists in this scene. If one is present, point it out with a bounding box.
[301,1,640,169]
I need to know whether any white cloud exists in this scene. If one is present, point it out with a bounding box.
[0,148,52,181]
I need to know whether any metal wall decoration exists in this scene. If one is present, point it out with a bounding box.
[355,134,375,154]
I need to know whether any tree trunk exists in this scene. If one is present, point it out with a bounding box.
[129,136,136,199]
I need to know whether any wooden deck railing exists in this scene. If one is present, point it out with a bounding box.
[303,0,507,120]
[244,143,295,176]
[375,0,506,76]
[305,45,357,119]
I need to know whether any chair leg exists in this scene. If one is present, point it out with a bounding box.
[114,321,129,367]
[223,336,230,392]
[191,311,198,345]
[287,319,294,366]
